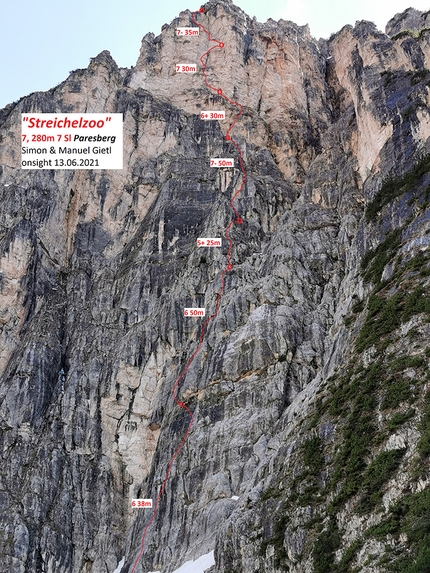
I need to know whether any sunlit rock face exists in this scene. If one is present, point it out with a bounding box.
[1,2,430,572]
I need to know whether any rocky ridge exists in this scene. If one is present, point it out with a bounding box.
[0,2,430,572]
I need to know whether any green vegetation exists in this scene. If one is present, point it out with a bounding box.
[361,228,402,287]
[391,28,430,41]
[358,449,406,512]
[403,489,430,543]
[260,513,289,569]
[404,252,430,276]
[303,436,324,475]
[332,409,375,502]
[384,489,430,571]
[417,392,430,458]
[355,293,401,352]
[304,515,323,530]
[312,522,363,573]
[315,352,424,515]
[411,68,430,85]
[362,474,430,572]
[401,538,430,573]
[381,377,413,410]
[386,409,415,432]
[260,199,430,569]
[289,437,326,507]
[344,314,356,327]
[352,299,365,314]
[402,285,430,320]
[337,539,363,572]
[389,355,425,372]
[381,69,395,87]
[325,365,383,507]
[403,105,417,121]
[366,514,400,538]
[313,518,340,573]
[366,154,430,221]
[297,484,320,507]
[327,370,355,417]
[260,486,282,501]
[356,285,430,352]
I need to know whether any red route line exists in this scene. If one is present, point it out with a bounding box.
[131,6,247,571]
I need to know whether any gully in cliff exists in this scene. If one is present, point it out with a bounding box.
[130,5,247,572]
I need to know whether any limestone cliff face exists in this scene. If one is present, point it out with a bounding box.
[1,2,430,572]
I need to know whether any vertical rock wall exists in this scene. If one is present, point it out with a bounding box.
[0,2,429,572]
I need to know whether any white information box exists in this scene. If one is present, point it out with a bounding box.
[21,113,123,169]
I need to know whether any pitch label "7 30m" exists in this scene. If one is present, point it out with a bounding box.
[176,63,197,73]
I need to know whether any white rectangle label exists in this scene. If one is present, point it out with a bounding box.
[210,158,234,167]
[200,111,225,120]
[197,238,222,247]
[184,308,205,317]
[131,499,153,508]
[176,63,197,73]
[176,27,199,36]
[21,113,123,170]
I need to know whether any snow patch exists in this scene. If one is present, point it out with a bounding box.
[113,557,125,573]
[169,550,215,573]
[231,496,239,500]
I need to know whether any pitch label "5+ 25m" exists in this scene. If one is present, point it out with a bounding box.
[197,238,222,247]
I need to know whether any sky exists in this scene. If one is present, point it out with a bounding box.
[1,0,429,108]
